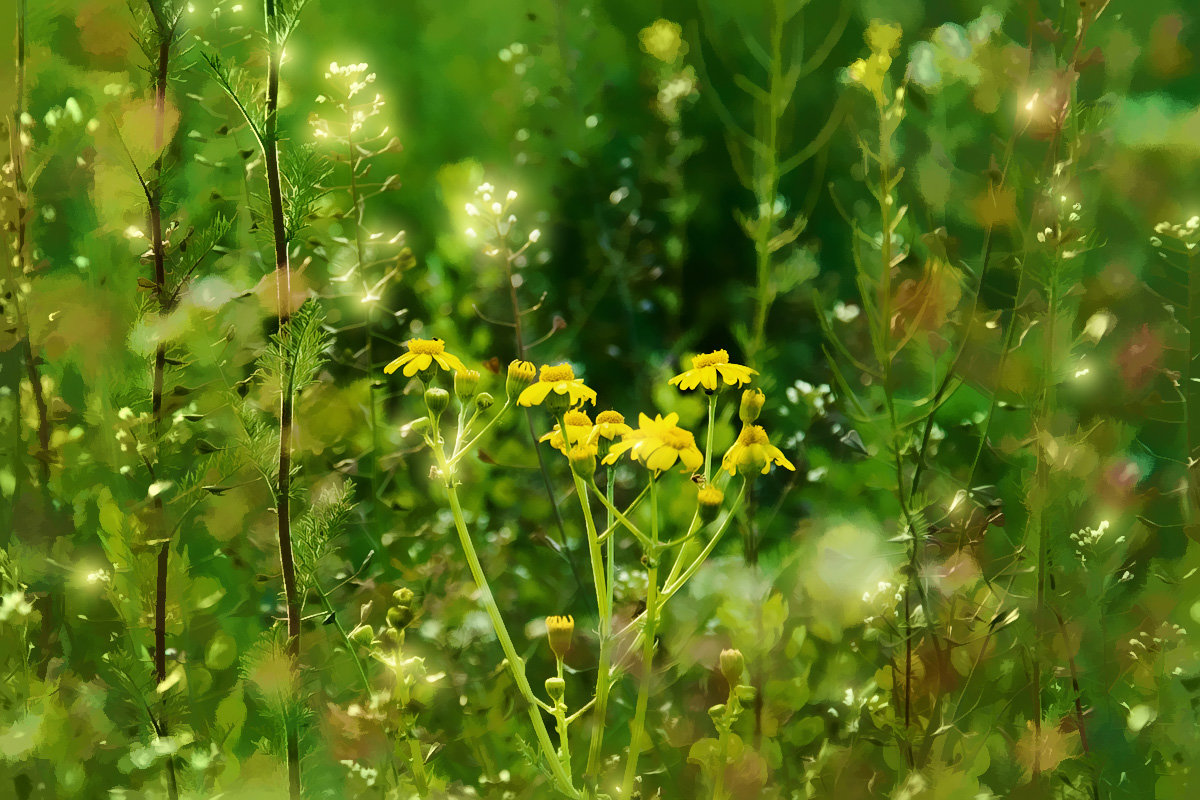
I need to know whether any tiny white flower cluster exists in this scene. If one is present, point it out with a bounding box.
[86,569,113,585]
[1127,623,1188,674]
[0,591,34,622]
[1150,215,1200,251]
[340,759,379,787]
[1069,519,1126,565]
[313,61,385,138]
[785,380,834,417]
[861,580,904,625]
[465,181,541,264]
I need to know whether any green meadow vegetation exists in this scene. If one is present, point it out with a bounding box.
[3,1,1200,798]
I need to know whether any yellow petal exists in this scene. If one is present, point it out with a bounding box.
[383,354,411,375]
[518,382,553,407]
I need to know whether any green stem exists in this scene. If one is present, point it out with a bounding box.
[619,474,660,800]
[582,467,616,793]
[314,583,371,694]
[391,636,431,796]
[554,660,572,768]
[704,393,717,483]
[439,473,579,798]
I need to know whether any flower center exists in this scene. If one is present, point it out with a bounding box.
[692,349,730,369]
[564,410,593,426]
[660,427,696,450]
[739,425,769,445]
[540,363,576,383]
[408,338,446,355]
[596,410,625,425]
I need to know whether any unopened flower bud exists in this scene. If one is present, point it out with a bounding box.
[546,615,574,660]
[568,444,597,480]
[506,360,537,400]
[719,648,745,687]
[697,486,724,523]
[393,587,415,605]
[739,388,765,424]
[348,623,374,646]
[545,676,566,703]
[475,392,495,411]
[405,416,430,435]
[424,387,450,421]
[454,369,480,400]
[388,605,415,630]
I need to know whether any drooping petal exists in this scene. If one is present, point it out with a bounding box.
[403,353,434,377]
[518,382,554,407]
[383,353,413,375]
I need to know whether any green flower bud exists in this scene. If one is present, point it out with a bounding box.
[719,648,745,688]
[697,486,724,523]
[506,360,537,400]
[475,391,495,411]
[739,388,765,424]
[568,444,597,481]
[545,676,566,703]
[348,623,374,646]
[454,369,480,400]
[424,387,450,421]
[393,587,415,605]
[387,605,415,630]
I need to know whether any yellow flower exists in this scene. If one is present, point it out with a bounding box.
[539,409,595,454]
[589,410,632,443]
[721,425,795,477]
[639,19,685,63]
[602,412,703,474]
[669,350,757,392]
[383,338,466,378]
[546,615,575,659]
[518,363,598,410]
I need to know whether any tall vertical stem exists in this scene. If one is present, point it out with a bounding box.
[263,2,300,797]
[620,474,659,800]
[749,0,783,363]
[10,0,51,488]
[145,5,179,798]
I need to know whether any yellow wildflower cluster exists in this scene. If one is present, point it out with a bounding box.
[848,20,903,105]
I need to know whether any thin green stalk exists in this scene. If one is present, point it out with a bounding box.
[553,659,572,767]
[749,0,784,362]
[314,583,371,694]
[442,484,579,797]
[428,419,577,797]
[581,466,615,793]
[704,393,716,482]
[388,633,431,796]
[619,474,660,800]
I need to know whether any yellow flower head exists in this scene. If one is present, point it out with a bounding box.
[384,338,467,379]
[721,425,795,477]
[669,349,757,393]
[639,19,685,63]
[602,412,703,474]
[518,363,598,410]
[546,615,574,659]
[590,410,632,442]
[539,409,595,454]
